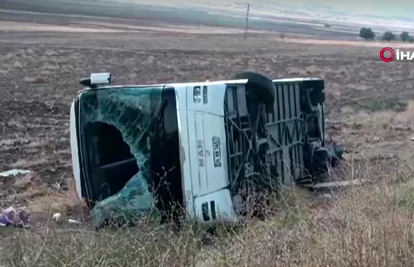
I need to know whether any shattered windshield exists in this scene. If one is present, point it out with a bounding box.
[79,86,164,227]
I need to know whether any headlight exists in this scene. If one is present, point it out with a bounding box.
[193,86,202,103]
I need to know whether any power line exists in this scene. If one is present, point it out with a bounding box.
[244,3,250,39]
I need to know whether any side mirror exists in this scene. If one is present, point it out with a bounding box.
[80,73,112,87]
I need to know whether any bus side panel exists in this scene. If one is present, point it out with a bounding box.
[70,99,83,200]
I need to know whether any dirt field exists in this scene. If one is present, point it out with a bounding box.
[1,17,413,214]
[1,5,414,266]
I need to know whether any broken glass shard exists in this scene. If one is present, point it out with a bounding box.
[79,87,164,227]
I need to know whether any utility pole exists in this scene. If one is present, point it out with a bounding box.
[1,0,4,21]
[244,3,250,39]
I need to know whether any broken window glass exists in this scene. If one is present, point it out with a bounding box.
[79,87,164,227]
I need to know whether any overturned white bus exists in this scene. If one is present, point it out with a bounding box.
[69,72,342,228]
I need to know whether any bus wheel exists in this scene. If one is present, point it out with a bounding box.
[232,72,275,113]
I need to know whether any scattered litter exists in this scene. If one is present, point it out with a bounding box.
[0,207,30,228]
[52,213,82,225]
[322,193,333,200]
[411,137,414,141]
[53,213,62,222]
[0,169,30,177]
[303,179,368,190]
[68,219,82,225]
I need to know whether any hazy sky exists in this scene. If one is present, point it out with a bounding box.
[132,0,414,18]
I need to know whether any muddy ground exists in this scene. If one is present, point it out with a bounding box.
[0,10,414,232]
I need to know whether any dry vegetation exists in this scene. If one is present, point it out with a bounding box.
[1,16,414,266]
[5,175,414,267]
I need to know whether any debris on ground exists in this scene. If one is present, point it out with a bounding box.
[52,212,82,225]
[68,219,82,225]
[0,169,30,177]
[53,213,62,222]
[303,179,369,190]
[0,207,30,228]
[322,193,333,200]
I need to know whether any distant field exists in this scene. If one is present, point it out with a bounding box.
[1,0,359,39]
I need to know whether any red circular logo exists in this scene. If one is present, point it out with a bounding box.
[379,47,395,62]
